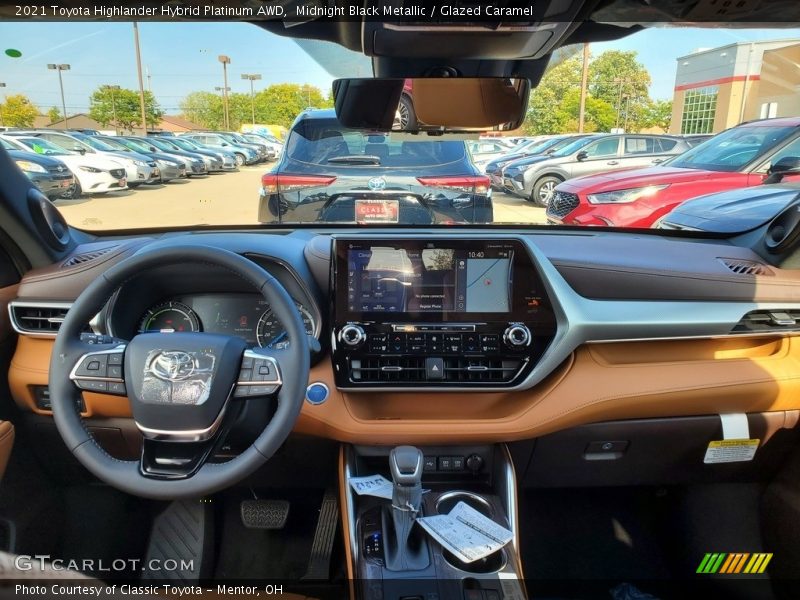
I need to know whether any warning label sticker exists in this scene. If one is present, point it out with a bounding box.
[704,439,760,464]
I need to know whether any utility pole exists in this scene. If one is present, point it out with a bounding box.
[107,85,120,134]
[132,22,149,134]
[218,55,231,130]
[578,43,590,133]
[613,77,625,130]
[0,83,5,127]
[47,64,70,129]
[623,94,631,132]
[241,73,261,125]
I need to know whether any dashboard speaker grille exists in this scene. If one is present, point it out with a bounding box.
[718,258,773,276]
[349,356,524,384]
[61,246,117,268]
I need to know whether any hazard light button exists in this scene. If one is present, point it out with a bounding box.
[426,357,444,380]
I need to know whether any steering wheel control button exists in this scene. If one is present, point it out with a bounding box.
[107,352,123,365]
[426,357,445,380]
[75,353,108,377]
[76,379,108,393]
[234,351,283,398]
[107,382,127,395]
[305,382,329,405]
[504,323,532,347]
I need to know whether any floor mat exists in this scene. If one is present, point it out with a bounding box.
[520,487,673,599]
[519,484,776,600]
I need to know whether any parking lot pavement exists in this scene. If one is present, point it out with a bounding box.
[55,167,547,230]
[492,191,547,224]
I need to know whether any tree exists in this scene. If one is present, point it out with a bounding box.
[0,94,38,128]
[47,106,62,125]
[89,85,163,132]
[641,99,673,133]
[521,55,583,134]
[588,50,652,131]
[180,91,224,130]
[253,83,332,129]
[180,83,332,131]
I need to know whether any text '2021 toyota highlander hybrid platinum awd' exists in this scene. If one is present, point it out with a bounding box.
[1,5,800,600]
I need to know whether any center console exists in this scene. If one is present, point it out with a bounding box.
[331,238,556,389]
[343,444,526,600]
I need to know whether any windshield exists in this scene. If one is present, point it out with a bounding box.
[2,21,800,232]
[663,125,796,172]
[120,138,154,153]
[97,137,133,151]
[16,138,73,156]
[144,138,177,152]
[70,133,116,152]
[0,138,18,151]
[548,136,596,158]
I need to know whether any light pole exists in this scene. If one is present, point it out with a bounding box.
[241,73,261,125]
[218,55,231,130]
[215,87,231,130]
[47,64,70,129]
[132,22,148,134]
[107,85,120,134]
[0,83,5,127]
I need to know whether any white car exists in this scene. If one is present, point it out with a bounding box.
[4,136,127,197]
[7,130,155,186]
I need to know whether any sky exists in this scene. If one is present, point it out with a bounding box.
[1,21,799,116]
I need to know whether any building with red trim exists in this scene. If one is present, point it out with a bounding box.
[669,39,800,134]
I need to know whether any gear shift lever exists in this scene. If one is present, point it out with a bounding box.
[383,446,429,571]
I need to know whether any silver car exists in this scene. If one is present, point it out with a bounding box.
[8,130,158,187]
[503,134,692,207]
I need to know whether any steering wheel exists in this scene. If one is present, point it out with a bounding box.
[49,246,310,499]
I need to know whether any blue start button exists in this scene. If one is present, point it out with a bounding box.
[305,382,329,405]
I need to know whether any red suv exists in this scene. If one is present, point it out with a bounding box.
[547,117,800,228]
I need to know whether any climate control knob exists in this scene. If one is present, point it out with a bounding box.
[339,324,366,347]
[504,324,531,348]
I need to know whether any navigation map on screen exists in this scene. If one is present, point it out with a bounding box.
[347,246,512,313]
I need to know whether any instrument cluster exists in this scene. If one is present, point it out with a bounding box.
[137,294,317,349]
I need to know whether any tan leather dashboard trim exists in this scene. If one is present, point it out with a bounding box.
[10,335,800,444]
[0,420,15,482]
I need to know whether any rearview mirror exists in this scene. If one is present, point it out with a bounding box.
[765,156,800,184]
[576,150,588,162]
[332,77,530,133]
[72,146,86,155]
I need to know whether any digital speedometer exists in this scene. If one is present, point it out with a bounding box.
[256,303,315,348]
[139,301,201,333]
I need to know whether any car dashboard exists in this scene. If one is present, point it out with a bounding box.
[8,227,800,446]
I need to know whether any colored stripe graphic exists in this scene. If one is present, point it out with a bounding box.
[698,553,773,574]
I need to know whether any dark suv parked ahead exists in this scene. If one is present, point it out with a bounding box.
[258,109,493,224]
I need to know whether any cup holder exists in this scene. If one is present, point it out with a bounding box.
[435,491,506,574]
[442,549,507,574]
[435,491,494,518]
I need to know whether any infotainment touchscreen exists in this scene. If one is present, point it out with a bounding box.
[346,244,513,314]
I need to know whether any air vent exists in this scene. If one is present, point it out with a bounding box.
[733,309,800,334]
[349,356,524,385]
[10,302,72,336]
[61,245,117,268]
[719,258,773,276]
